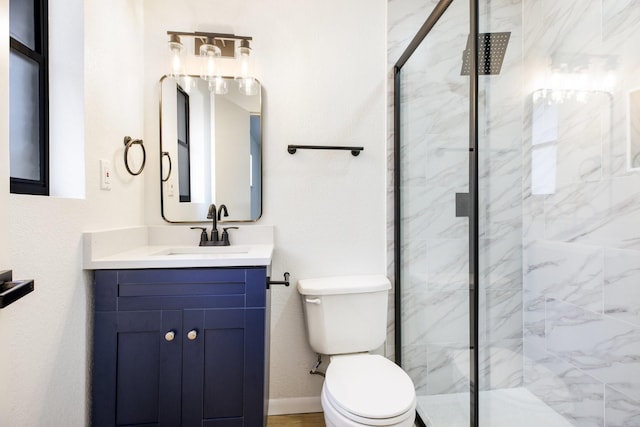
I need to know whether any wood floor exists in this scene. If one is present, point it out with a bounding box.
[267,412,326,426]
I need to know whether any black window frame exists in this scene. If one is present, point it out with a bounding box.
[9,0,49,195]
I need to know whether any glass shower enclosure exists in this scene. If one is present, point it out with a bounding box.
[394,0,640,426]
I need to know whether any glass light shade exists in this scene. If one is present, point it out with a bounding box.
[208,76,228,95]
[180,75,196,94]
[236,42,252,78]
[237,77,259,96]
[168,38,184,77]
[199,42,221,81]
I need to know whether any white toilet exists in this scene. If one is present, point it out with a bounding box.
[297,275,416,427]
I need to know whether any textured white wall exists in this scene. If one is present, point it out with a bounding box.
[0,0,145,425]
[142,0,388,412]
[0,0,8,267]
[0,0,11,418]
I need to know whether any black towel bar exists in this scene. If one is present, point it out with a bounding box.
[0,270,34,308]
[287,145,364,157]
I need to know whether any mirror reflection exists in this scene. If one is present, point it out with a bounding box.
[160,75,262,222]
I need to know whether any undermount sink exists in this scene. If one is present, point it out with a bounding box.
[152,246,251,256]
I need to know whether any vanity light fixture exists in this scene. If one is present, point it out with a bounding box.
[166,31,257,96]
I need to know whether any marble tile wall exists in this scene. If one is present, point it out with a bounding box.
[521,0,640,425]
[389,0,640,425]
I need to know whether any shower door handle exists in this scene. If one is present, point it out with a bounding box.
[455,192,470,217]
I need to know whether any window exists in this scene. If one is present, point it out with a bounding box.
[9,0,49,195]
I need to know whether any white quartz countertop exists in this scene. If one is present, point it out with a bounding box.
[83,225,274,269]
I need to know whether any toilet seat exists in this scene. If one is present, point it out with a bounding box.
[323,354,416,425]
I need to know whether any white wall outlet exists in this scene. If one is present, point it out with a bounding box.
[100,159,112,190]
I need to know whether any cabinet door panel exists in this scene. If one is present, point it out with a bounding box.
[116,328,160,425]
[111,310,182,427]
[203,327,245,418]
[242,308,267,426]
[203,309,246,420]
[93,312,118,427]
[182,308,249,426]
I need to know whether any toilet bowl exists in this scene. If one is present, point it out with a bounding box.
[297,275,417,427]
[321,354,416,427]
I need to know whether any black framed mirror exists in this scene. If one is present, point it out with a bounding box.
[160,75,262,222]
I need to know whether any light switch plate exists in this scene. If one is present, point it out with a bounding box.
[100,159,112,190]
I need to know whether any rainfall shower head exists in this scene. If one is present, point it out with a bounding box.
[460,32,511,76]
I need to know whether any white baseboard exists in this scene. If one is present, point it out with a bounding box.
[267,396,323,415]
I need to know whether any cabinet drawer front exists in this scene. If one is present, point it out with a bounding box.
[118,268,247,285]
[117,269,248,310]
[118,282,244,297]
[119,295,245,311]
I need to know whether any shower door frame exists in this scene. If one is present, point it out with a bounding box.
[393,0,480,426]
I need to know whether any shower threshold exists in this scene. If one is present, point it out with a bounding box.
[418,387,572,427]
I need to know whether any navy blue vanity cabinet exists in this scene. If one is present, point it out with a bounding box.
[91,267,269,427]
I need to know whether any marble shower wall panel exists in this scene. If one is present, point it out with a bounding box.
[546,298,640,403]
[482,289,522,344]
[479,288,524,389]
[523,241,603,313]
[554,96,608,185]
[478,148,522,242]
[479,235,521,289]
[522,289,546,361]
[524,353,605,427]
[402,343,429,395]
[426,342,470,395]
[544,174,640,250]
[520,0,640,423]
[399,239,427,294]
[543,0,603,58]
[605,385,640,427]
[479,340,524,389]
[426,238,469,290]
[478,0,525,393]
[604,248,640,327]
[387,0,442,66]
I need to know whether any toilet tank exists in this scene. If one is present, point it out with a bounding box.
[297,275,391,355]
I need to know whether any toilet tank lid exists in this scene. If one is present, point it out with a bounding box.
[297,275,391,296]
